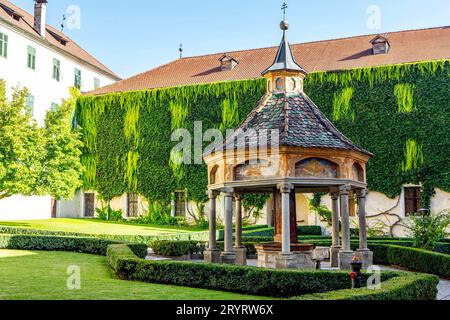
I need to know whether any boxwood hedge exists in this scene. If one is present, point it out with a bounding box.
[107,244,436,299]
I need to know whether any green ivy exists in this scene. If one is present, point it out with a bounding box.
[75,60,450,208]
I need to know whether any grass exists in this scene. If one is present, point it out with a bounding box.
[0,249,269,300]
[0,219,194,236]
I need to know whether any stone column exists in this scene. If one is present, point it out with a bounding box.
[204,190,220,263]
[276,183,297,269]
[220,188,236,264]
[356,189,373,269]
[234,193,247,266]
[330,192,341,268]
[338,185,354,270]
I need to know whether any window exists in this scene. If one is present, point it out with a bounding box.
[25,94,34,115]
[53,58,60,81]
[27,46,36,70]
[74,68,81,89]
[51,102,58,111]
[0,32,8,58]
[404,187,421,216]
[127,193,139,218]
[94,78,100,89]
[174,192,186,217]
[84,193,95,217]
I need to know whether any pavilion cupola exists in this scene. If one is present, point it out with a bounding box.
[262,20,307,94]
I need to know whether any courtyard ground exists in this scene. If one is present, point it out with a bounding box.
[0,218,193,236]
[0,249,269,300]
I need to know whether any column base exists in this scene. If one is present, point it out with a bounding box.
[357,249,374,269]
[330,246,341,268]
[234,246,247,266]
[338,250,355,270]
[204,249,221,264]
[275,253,298,269]
[220,252,236,264]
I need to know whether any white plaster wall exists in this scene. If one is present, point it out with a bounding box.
[0,195,52,221]
[0,22,117,221]
[0,23,115,125]
[57,191,82,218]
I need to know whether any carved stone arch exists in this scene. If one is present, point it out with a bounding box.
[210,165,219,184]
[295,158,339,178]
[352,162,364,182]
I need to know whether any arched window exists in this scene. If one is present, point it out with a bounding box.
[210,165,219,185]
[352,163,364,182]
[234,159,274,181]
[295,158,338,178]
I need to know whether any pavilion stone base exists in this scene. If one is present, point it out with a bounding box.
[204,249,221,264]
[330,246,341,268]
[234,246,247,266]
[220,252,236,264]
[338,250,355,270]
[357,249,374,269]
[256,243,316,269]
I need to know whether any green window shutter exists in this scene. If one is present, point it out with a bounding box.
[27,46,36,70]
[74,68,81,89]
[53,58,61,81]
[0,32,8,58]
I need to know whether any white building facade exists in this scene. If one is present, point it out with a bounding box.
[0,0,119,220]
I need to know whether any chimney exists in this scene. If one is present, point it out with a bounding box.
[34,0,48,38]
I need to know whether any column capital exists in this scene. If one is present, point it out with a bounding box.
[356,189,368,198]
[208,190,219,199]
[330,192,339,200]
[339,184,352,195]
[233,193,243,201]
[277,183,294,194]
[221,187,234,197]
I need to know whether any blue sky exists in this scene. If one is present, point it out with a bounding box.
[12,0,450,78]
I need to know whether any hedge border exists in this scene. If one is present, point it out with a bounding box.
[107,244,437,300]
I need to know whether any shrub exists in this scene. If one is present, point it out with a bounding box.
[242,226,322,237]
[295,273,438,300]
[96,206,125,222]
[406,210,450,250]
[107,244,428,299]
[216,241,258,256]
[0,234,121,255]
[0,225,211,244]
[150,240,205,256]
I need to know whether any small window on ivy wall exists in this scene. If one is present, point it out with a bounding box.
[0,32,8,58]
[127,193,139,218]
[94,78,100,89]
[74,68,82,89]
[25,94,34,116]
[404,187,421,216]
[27,46,36,70]
[174,191,186,217]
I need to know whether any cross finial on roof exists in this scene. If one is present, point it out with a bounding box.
[282,2,288,20]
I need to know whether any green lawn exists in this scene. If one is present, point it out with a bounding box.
[0,218,193,236]
[0,249,268,300]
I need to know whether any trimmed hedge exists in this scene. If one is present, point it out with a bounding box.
[0,225,212,244]
[150,240,205,256]
[296,273,439,300]
[0,234,120,255]
[242,226,322,237]
[0,234,148,257]
[107,244,437,299]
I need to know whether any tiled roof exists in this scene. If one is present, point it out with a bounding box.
[0,0,120,80]
[90,26,450,95]
[207,92,371,156]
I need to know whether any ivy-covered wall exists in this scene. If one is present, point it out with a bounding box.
[75,60,450,207]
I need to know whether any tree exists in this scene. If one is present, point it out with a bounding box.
[41,88,83,199]
[0,80,43,199]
